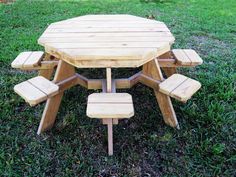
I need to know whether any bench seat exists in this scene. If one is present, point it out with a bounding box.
[172,49,203,66]
[86,93,134,119]
[11,51,44,69]
[159,74,201,102]
[14,76,59,106]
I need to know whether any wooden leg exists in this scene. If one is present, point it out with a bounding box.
[38,53,56,80]
[37,60,75,134]
[39,69,54,80]
[142,59,179,129]
[107,118,113,156]
[162,67,177,77]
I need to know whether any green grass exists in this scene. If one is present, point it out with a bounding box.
[0,0,235,176]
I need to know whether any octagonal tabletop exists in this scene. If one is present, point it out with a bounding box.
[38,15,175,68]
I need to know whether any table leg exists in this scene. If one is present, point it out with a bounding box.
[39,53,56,80]
[37,60,75,134]
[142,59,179,129]
[162,67,177,77]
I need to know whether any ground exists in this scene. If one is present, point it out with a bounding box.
[0,0,235,176]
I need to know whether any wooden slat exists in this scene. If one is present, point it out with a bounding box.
[44,44,170,68]
[172,49,191,65]
[159,74,201,102]
[159,74,187,95]
[45,27,170,33]
[53,21,164,25]
[40,32,173,38]
[183,49,203,65]
[49,23,167,28]
[43,42,170,49]
[87,93,134,119]
[23,51,44,68]
[14,81,47,106]
[88,93,132,103]
[14,76,59,106]
[171,78,201,102]
[55,20,163,24]
[106,68,112,93]
[54,15,159,22]
[11,52,32,68]
[28,76,59,97]
[49,48,157,60]
[38,36,174,43]
[87,104,134,119]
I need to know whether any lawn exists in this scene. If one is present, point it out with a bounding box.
[0,0,235,176]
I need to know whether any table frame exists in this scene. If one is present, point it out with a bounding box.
[37,56,179,135]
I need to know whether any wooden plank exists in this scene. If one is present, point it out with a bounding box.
[28,76,59,97]
[54,20,162,25]
[88,93,133,103]
[49,23,168,29]
[38,36,174,43]
[183,49,203,65]
[14,81,47,106]
[23,51,44,68]
[87,79,102,89]
[162,67,177,77]
[45,27,170,33]
[170,78,201,102]
[172,49,191,65]
[39,60,58,69]
[11,52,32,68]
[106,68,112,93]
[159,74,187,95]
[115,79,130,89]
[37,60,75,135]
[107,119,113,156]
[55,20,163,25]
[47,48,157,60]
[139,73,161,90]
[87,92,134,119]
[38,53,55,80]
[142,59,179,129]
[53,15,161,22]
[76,74,88,88]
[40,31,173,38]
[87,103,134,119]
[44,45,170,68]
[42,42,170,49]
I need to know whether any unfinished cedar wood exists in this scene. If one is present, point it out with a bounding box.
[11,51,44,69]
[86,67,134,155]
[14,76,59,106]
[38,15,175,68]
[12,15,202,141]
[11,51,58,73]
[87,93,134,119]
[158,49,203,67]
[159,74,201,102]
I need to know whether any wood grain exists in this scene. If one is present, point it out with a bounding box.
[38,15,174,68]
[37,60,75,134]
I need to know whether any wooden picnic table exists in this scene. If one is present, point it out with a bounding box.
[12,15,202,155]
[36,14,180,134]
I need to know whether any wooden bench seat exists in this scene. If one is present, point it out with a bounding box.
[11,51,45,69]
[172,49,203,66]
[14,76,59,106]
[159,74,201,102]
[86,93,134,119]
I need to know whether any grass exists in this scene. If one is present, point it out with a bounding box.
[0,0,235,176]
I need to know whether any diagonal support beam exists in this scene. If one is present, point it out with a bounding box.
[142,59,179,129]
